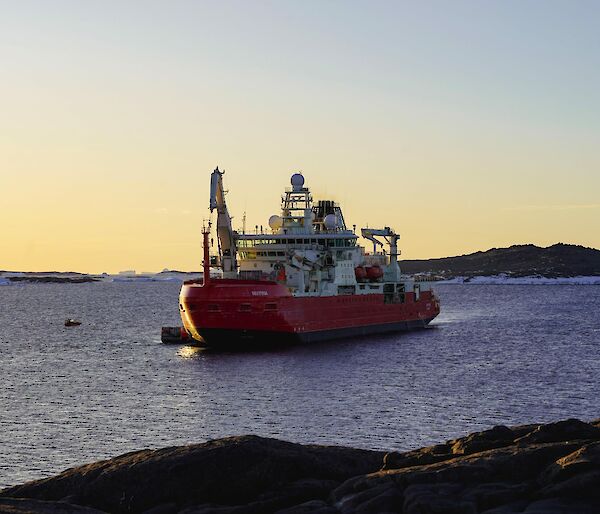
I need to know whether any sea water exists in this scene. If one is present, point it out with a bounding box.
[0,282,599,488]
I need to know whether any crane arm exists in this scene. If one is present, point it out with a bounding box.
[361,226,401,280]
[210,167,238,277]
[361,227,400,258]
[361,228,385,253]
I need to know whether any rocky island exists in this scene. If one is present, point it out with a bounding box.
[5,276,100,284]
[0,272,100,284]
[400,243,600,279]
[2,418,600,513]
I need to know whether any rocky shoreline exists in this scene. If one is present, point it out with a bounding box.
[5,277,100,284]
[2,418,600,513]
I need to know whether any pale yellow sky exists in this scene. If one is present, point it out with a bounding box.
[2,1,599,273]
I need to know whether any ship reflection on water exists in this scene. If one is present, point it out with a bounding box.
[177,345,203,359]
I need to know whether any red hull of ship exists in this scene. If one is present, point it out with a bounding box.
[179,279,440,347]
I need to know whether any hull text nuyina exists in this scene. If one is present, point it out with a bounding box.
[179,169,440,346]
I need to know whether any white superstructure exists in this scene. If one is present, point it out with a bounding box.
[208,171,434,300]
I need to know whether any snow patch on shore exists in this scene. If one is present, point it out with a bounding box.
[438,275,600,285]
[111,274,205,283]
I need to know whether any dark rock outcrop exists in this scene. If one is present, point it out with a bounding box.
[3,419,600,513]
[400,243,600,278]
[6,277,98,284]
[0,436,383,514]
[0,498,103,513]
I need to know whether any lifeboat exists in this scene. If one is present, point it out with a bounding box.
[354,266,367,281]
[366,265,383,281]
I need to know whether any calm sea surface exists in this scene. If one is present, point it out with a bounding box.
[1,282,599,488]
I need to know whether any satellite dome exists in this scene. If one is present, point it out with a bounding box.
[291,173,304,190]
[324,214,338,230]
[268,214,283,231]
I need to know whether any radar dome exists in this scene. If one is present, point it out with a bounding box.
[268,215,283,231]
[291,173,304,190]
[324,213,338,230]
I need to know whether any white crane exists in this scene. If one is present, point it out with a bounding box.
[210,167,238,278]
[361,227,401,281]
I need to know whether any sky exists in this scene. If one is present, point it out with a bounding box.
[1,0,599,273]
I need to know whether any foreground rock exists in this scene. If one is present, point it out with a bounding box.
[0,498,102,513]
[0,436,383,514]
[2,419,600,513]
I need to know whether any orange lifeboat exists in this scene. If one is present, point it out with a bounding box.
[354,266,367,282]
[366,265,383,281]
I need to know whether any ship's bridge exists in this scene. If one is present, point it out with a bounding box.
[236,232,358,260]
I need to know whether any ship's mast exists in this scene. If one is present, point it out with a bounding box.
[202,222,211,286]
[209,167,238,278]
[280,173,314,234]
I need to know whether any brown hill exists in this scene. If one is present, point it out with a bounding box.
[400,243,600,278]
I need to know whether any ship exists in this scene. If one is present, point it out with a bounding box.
[179,168,440,347]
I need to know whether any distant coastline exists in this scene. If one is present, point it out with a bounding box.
[3,276,100,284]
[402,243,600,281]
[0,270,204,285]
[437,274,600,285]
[2,243,599,285]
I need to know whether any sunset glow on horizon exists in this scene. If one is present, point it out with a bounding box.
[2,1,599,274]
